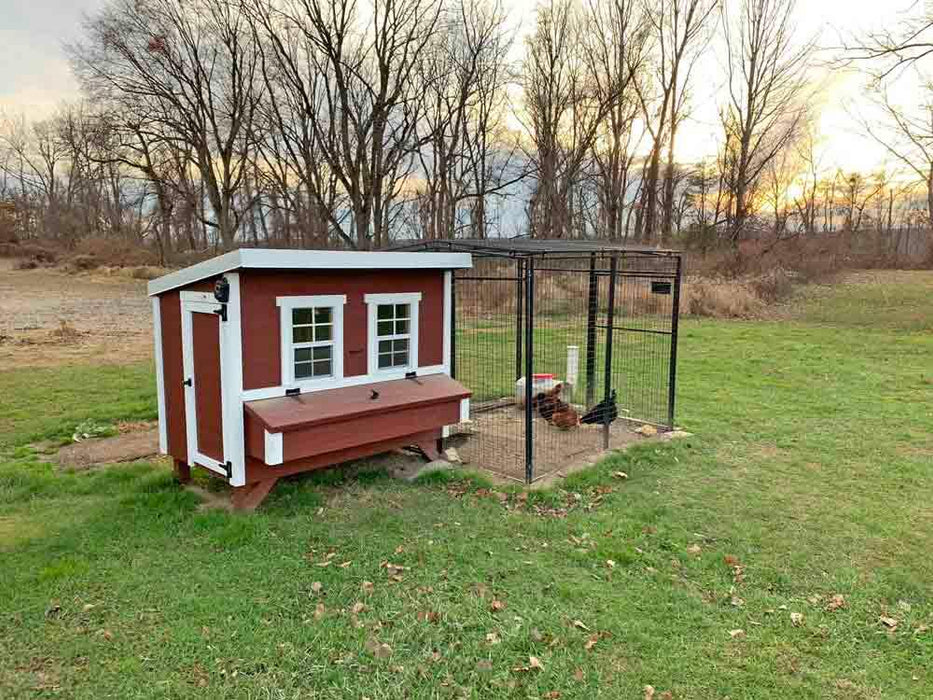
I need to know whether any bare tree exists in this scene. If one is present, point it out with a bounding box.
[583,0,651,239]
[721,0,813,241]
[860,80,933,227]
[839,3,933,78]
[524,0,619,239]
[633,0,717,244]
[253,0,442,249]
[71,0,262,250]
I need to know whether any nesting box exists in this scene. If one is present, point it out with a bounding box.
[148,249,472,509]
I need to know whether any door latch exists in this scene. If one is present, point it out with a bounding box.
[183,377,193,387]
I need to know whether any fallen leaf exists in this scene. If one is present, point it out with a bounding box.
[584,633,601,651]
[612,471,629,479]
[880,616,898,629]
[485,632,501,645]
[395,545,405,555]
[574,667,585,682]
[417,611,440,623]
[729,629,746,639]
[476,659,493,672]
[311,582,323,594]
[529,656,544,670]
[687,544,701,555]
[101,629,113,641]
[339,561,352,569]
[543,692,562,699]
[490,599,506,613]
[572,619,591,632]
[606,559,616,569]
[361,581,374,594]
[898,600,912,612]
[351,602,366,615]
[790,612,804,627]
[731,596,745,608]
[314,603,325,620]
[659,693,673,700]
[644,685,656,700]
[914,624,929,636]
[826,594,846,612]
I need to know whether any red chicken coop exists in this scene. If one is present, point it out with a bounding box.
[148,249,472,509]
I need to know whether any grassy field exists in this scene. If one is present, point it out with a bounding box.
[1,273,931,698]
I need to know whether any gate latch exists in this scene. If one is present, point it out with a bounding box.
[214,304,228,322]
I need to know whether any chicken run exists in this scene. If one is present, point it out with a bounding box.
[392,239,683,484]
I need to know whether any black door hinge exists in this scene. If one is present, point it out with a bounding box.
[214,304,228,322]
[224,461,232,478]
[183,377,193,387]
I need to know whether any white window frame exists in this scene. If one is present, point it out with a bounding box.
[276,295,347,389]
[365,292,421,376]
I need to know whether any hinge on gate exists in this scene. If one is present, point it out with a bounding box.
[214,304,228,322]
[224,461,232,479]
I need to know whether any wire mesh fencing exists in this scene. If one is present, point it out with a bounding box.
[434,243,681,484]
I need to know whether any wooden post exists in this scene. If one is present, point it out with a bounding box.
[231,479,279,511]
[173,459,191,484]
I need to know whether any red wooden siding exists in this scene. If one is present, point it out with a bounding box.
[244,375,468,467]
[192,311,223,462]
[159,290,187,464]
[158,279,215,466]
[239,269,445,390]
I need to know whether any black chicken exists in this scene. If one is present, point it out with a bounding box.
[581,389,618,425]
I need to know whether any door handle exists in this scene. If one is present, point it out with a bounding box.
[183,378,193,387]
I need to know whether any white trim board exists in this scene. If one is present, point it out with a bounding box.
[148,249,473,296]
[151,297,168,454]
[241,364,448,402]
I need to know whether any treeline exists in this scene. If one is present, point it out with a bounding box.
[0,0,931,263]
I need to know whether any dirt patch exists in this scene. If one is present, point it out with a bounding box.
[451,405,646,483]
[57,428,160,470]
[0,259,152,369]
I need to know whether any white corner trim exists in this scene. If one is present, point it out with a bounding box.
[151,297,168,454]
[365,292,421,376]
[240,364,448,402]
[220,273,246,487]
[264,430,284,466]
[148,250,473,296]
[278,294,347,388]
[460,398,470,423]
[442,271,452,375]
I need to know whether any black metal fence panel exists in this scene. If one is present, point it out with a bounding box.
[427,243,681,484]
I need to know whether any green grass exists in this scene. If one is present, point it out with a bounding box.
[1,274,932,698]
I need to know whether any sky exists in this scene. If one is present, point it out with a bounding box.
[0,0,918,175]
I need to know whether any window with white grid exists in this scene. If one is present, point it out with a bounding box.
[276,295,346,386]
[365,293,421,375]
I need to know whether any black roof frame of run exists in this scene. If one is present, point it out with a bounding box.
[388,237,681,259]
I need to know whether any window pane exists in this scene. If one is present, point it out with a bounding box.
[293,326,314,343]
[315,324,332,342]
[295,361,314,379]
[377,320,394,337]
[293,308,313,325]
[295,347,313,362]
[393,351,408,366]
[312,346,331,361]
[378,353,392,369]
[394,319,409,335]
[378,339,393,354]
[314,307,331,325]
[312,359,332,376]
[394,338,409,352]
[377,304,393,320]
[395,303,409,319]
